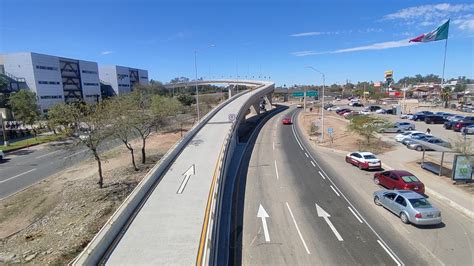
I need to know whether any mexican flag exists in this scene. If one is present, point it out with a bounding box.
[409,20,449,43]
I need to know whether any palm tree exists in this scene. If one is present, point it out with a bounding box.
[441,86,452,108]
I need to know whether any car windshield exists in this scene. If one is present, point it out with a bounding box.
[401,175,420,182]
[409,198,432,209]
[363,155,376,159]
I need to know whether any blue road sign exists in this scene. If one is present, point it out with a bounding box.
[328,127,334,134]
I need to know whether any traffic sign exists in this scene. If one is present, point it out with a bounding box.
[292,91,318,97]
[328,127,334,134]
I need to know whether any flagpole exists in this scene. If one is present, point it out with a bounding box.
[441,35,448,86]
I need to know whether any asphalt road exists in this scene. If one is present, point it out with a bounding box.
[0,139,122,199]
[237,107,424,265]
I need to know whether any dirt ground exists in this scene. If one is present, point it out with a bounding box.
[299,111,394,154]
[0,130,184,264]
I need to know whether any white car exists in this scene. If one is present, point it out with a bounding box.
[0,150,4,160]
[394,131,424,142]
[296,104,303,108]
[360,110,371,115]
[345,151,382,170]
[464,125,474,134]
[375,109,386,114]
[328,106,341,111]
[379,122,415,133]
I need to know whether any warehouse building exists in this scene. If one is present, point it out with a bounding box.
[99,65,148,96]
[0,52,102,113]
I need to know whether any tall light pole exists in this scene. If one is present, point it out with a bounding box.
[307,66,326,141]
[194,44,216,122]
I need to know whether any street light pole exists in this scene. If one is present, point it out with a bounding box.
[194,50,200,122]
[307,66,326,141]
[193,44,215,122]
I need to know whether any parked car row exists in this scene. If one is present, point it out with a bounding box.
[394,130,451,151]
[344,151,442,225]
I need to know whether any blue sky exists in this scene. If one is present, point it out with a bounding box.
[1,0,473,86]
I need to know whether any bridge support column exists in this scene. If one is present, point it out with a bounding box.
[251,103,261,115]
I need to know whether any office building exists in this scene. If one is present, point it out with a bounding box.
[0,52,102,113]
[99,65,148,96]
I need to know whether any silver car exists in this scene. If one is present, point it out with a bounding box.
[373,190,442,225]
[407,138,451,151]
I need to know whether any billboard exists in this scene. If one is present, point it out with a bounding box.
[452,155,473,181]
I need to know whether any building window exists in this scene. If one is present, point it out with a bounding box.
[85,94,99,98]
[140,76,148,79]
[36,65,58,71]
[40,95,63,99]
[82,70,98,74]
[38,81,60,85]
[118,84,130,87]
[83,82,99,86]
[117,74,128,80]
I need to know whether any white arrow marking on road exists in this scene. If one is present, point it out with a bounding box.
[316,203,343,241]
[177,164,195,194]
[257,204,270,242]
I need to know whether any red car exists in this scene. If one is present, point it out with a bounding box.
[282,116,292,125]
[338,109,352,116]
[373,170,425,194]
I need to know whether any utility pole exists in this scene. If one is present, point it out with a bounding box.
[307,66,326,141]
[303,86,307,112]
[0,114,8,146]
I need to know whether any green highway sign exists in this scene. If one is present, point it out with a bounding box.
[292,91,318,97]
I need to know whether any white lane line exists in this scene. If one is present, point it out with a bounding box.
[0,169,36,184]
[64,150,87,159]
[348,206,363,224]
[318,171,326,180]
[285,202,311,254]
[311,161,316,167]
[273,141,275,150]
[274,160,280,180]
[377,240,402,266]
[305,152,309,158]
[330,185,340,197]
[35,150,60,159]
[291,113,405,265]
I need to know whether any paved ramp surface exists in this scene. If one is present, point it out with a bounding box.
[105,89,261,265]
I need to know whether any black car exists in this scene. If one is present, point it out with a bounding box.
[424,115,446,124]
[352,102,364,107]
[411,111,433,121]
[367,105,382,112]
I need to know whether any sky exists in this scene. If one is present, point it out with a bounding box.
[0,0,473,86]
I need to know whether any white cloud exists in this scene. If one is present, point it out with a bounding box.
[453,14,474,31]
[291,28,383,37]
[291,39,418,57]
[290,32,325,37]
[100,50,115,55]
[384,3,474,21]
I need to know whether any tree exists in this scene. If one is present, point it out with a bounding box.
[177,93,196,106]
[46,103,81,135]
[441,87,452,108]
[110,95,140,171]
[48,102,112,188]
[9,90,40,135]
[347,115,389,145]
[170,77,190,84]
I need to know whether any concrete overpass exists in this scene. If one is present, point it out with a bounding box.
[73,80,274,265]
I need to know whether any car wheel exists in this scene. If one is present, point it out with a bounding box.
[431,121,434,124]
[374,196,382,206]
[400,212,410,224]
[397,130,401,133]
[374,177,380,185]
[416,146,423,151]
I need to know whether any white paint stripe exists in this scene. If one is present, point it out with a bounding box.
[324,216,343,241]
[0,168,36,184]
[273,141,275,150]
[377,240,401,266]
[64,150,87,159]
[330,185,340,197]
[305,152,309,158]
[35,150,60,159]
[177,174,192,194]
[318,171,326,180]
[285,202,310,254]
[274,160,279,180]
[348,206,363,224]
[311,161,316,167]
[291,110,405,265]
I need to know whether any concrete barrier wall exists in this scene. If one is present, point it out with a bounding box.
[72,88,255,265]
